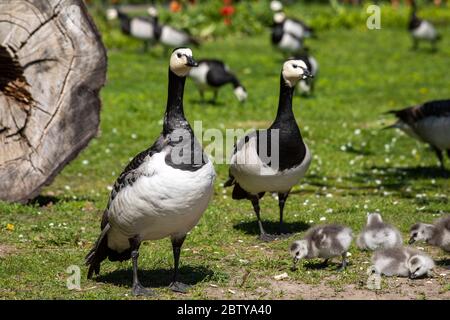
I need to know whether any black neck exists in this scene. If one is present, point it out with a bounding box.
[273,74,296,124]
[230,75,241,88]
[163,69,189,134]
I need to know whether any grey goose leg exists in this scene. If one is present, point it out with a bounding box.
[277,192,293,238]
[251,197,276,242]
[129,236,154,296]
[339,253,348,271]
[168,235,190,293]
[431,145,445,170]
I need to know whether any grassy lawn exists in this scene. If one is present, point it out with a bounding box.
[1,15,450,299]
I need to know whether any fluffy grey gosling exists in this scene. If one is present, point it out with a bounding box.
[409,215,450,252]
[290,224,353,271]
[371,247,434,279]
[357,213,403,251]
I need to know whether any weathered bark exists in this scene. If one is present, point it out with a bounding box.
[0,0,107,203]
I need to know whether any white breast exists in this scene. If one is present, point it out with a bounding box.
[130,19,154,40]
[412,21,437,40]
[278,33,302,52]
[188,63,210,88]
[283,20,306,39]
[107,150,215,252]
[414,116,450,150]
[230,135,311,194]
[160,26,189,46]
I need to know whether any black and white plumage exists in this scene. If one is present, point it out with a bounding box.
[224,59,313,241]
[106,7,158,51]
[271,13,305,54]
[357,213,403,251]
[293,52,318,96]
[409,215,450,253]
[290,224,353,271]
[386,99,450,169]
[188,59,247,103]
[85,48,216,296]
[371,247,434,279]
[408,1,441,51]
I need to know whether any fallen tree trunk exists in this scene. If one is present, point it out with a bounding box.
[0,0,107,203]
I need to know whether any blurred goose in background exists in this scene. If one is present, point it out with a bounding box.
[385,99,450,170]
[271,13,304,55]
[409,0,441,51]
[270,1,315,40]
[188,59,247,103]
[293,51,318,96]
[224,59,313,241]
[106,6,158,52]
[409,215,450,253]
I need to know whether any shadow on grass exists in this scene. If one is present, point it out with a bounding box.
[30,195,97,207]
[436,258,450,268]
[95,265,214,288]
[233,220,310,236]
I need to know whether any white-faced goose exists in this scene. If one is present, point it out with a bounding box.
[85,48,216,296]
[224,59,313,241]
[386,99,450,170]
[188,59,247,103]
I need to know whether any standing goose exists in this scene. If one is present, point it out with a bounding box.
[409,1,441,51]
[270,1,315,40]
[85,48,216,296]
[188,59,247,103]
[385,99,450,170]
[106,7,158,52]
[224,59,313,241]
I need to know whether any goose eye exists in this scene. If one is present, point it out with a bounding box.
[292,64,298,69]
[177,53,182,58]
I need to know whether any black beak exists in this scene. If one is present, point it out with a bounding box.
[185,55,198,67]
[301,67,313,79]
[408,237,415,245]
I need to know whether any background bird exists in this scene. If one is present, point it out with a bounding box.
[85,48,215,296]
[188,59,247,103]
[385,99,450,170]
[225,59,313,241]
[409,0,441,51]
[292,51,318,96]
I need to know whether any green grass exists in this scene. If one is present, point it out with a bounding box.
[1,20,450,299]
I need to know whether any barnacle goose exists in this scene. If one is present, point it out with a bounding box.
[409,214,450,253]
[85,48,216,296]
[385,99,450,169]
[371,247,434,279]
[106,6,158,52]
[188,59,247,103]
[290,224,353,271]
[224,59,313,241]
[271,13,305,54]
[293,51,318,96]
[409,1,441,51]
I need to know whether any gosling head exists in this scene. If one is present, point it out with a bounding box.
[106,8,118,21]
[409,223,434,244]
[367,212,383,225]
[170,48,198,77]
[234,86,248,102]
[282,59,312,88]
[290,240,308,269]
[407,255,434,279]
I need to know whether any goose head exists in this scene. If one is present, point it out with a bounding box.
[407,254,434,279]
[290,240,308,269]
[282,59,312,88]
[409,223,434,244]
[234,86,248,102]
[106,8,118,20]
[170,48,198,77]
[273,12,286,24]
[147,6,158,17]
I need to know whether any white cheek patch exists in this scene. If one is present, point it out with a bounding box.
[234,86,247,102]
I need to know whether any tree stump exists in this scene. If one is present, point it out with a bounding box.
[0,0,107,203]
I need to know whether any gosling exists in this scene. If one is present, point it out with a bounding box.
[409,215,450,252]
[357,213,403,251]
[290,224,353,271]
[371,247,434,279]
